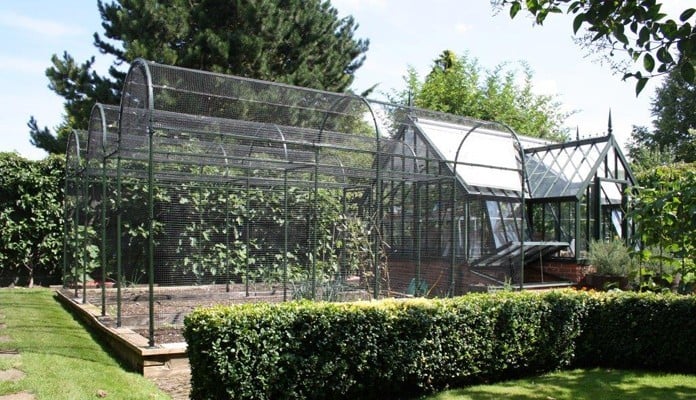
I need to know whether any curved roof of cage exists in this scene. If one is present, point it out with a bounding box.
[87,103,120,162]
[115,59,633,201]
[118,58,380,141]
[116,59,391,186]
[65,129,87,175]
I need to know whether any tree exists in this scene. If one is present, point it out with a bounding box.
[629,163,696,292]
[492,0,696,94]
[31,0,369,154]
[650,71,696,162]
[627,69,696,167]
[0,154,65,287]
[394,50,570,140]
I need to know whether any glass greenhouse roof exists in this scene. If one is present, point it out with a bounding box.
[413,117,550,195]
[525,136,624,200]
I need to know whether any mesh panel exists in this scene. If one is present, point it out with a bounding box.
[62,60,638,345]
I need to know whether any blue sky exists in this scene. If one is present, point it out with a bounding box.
[0,1,690,160]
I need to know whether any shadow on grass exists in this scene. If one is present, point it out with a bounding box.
[0,290,137,372]
[52,293,141,372]
[429,369,696,400]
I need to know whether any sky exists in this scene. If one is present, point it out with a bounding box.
[0,1,690,160]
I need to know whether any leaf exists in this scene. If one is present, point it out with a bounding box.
[614,28,628,45]
[680,8,696,22]
[643,53,655,72]
[656,47,673,63]
[635,77,648,96]
[572,14,584,34]
[638,26,650,46]
[510,2,521,18]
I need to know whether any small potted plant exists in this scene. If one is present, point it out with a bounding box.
[586,237,632,290]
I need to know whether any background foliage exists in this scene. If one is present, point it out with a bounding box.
[31,0,370,154]
[0,153,65,286]
[629,163,696,293]
[493,0,696,94]
[393,50,570,140]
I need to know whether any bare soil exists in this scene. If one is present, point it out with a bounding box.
[70,283,371,399]
[0,392,35,400]
[0,369,25,382]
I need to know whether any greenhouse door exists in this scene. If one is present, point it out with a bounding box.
[593,177,630,240]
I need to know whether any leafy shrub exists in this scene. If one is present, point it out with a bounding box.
[588,238,632,276]
[0,153,65,286]
[185,291,696,399]
[575,291,696,372]
[184,291,587,399]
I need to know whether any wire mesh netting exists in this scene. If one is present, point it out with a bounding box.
[61,59,636,346]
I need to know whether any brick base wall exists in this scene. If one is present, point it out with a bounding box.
[386,258,594,296]
[541,261,595,283]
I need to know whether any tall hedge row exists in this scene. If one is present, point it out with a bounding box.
[184,291,588,399]
[576,292,696,372]
[0,153,65,286]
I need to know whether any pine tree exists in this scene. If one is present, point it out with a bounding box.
[31,0,369,154]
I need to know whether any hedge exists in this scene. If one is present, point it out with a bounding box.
[184,291,586,399]
[183,291,696,399]
[576,291,696,372]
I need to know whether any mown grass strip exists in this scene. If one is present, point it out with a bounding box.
[424,368,696,400]
[0,288,169,400]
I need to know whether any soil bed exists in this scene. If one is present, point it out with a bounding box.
[72,283,371,345]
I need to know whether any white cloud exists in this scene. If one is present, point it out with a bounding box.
[0,11,83,37]
[454,23,472,34]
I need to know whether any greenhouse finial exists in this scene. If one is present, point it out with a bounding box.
[576,126,580,141]
[607,109,613,136]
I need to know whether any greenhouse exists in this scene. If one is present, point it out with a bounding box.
[62,59,636,345]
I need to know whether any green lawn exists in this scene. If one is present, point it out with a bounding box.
[3,288,696,400]
[424,368,696,400]
[0,288,169,400]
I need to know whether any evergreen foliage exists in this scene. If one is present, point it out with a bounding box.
[627,69,696,168]
[30,0,369,155]
[648,71,696,162]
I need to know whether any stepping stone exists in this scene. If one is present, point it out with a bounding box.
[0,336,11,343]
[0,392,35,400]
[0,350,19,359]
[0,368,25,382]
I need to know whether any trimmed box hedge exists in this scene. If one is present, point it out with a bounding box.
[184,291,696,399]
[576,291,696,372]
[184,291,586,399]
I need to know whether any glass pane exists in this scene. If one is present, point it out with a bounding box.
[415,118,522,192]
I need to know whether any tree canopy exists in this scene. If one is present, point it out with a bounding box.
[627,69,696,168]
[492,0,696,95]
[394,50,570,140]
[31,0,370,155]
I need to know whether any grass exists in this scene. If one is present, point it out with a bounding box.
[424,368,696,400]
[2,289,696,400]
[0,288,169,400]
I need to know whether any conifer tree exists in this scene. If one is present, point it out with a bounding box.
[31,0,369,154]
